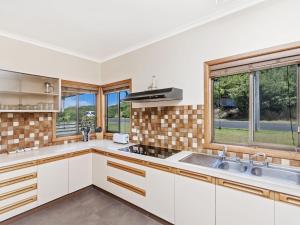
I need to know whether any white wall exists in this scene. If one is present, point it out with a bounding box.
[101,0,300,107]
[0,35,101,84]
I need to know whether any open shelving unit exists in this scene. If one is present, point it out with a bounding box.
[0,69,61,112]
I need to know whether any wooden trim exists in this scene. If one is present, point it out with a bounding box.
[107,161,146,177]
[176,169,215,184]
[38,154,69,165]
[0,184,37,201]
[146,162,175,173]
[0,173,37,188]
[101,79,132,92]
[107,176,146,197]
[0,195,37,215]
[275,193,300,207]
[92,148,106,155]
[69,149,91,158]
[217,179,274,199]
[106,152,145,166]
[0,161,38,174]
[61,80,99,90]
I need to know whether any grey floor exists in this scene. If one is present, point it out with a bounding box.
[8,188,168,225]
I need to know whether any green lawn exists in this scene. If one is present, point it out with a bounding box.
[214,128,297,146]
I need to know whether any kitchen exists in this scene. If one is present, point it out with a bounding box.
[0,0,300,225]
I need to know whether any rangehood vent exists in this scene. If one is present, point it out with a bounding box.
[123,88,182,102]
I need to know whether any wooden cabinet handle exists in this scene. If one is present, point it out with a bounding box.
[0,195,37,215]
[0,172,37,188]
[177,169,215,183]
[0,161,37,173]
[146,162,174,173]
[277,193,300,206]
[38,154,68,164]
[69,149,90,157]
[0,183,37,201]
[217,179,272,199]
[107,161,146,177]
[107,176,146,197]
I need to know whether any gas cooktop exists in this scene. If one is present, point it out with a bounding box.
[118,145,180,159]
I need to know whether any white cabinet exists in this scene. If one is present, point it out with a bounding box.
[92,153,108,190]
[216,180,274,225]
[175,172,215,225]
[38,159,69,205]
[146,166,175,223]
[69,154,92,193]
[275,194,300,225]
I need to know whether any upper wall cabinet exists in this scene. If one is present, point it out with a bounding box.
[0,69,60,112]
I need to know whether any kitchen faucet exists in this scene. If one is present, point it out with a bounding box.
[219,145,227,161]
[250,152,269,167]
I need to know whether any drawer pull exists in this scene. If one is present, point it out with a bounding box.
[107,176,146,197]
[0,195,37,215]
[0,173,37,188]
[0,183,37,201]
[177,169,214,183]
[106,153,144,165]
[92,149,106,155]
[107,161,146,177]
[69,149,90,157]
[217,179,272,199]
[0,161,37,174]
[146,162,174,173]
[38,154,68,165]
[277,193,300,206]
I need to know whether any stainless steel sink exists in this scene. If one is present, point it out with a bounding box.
[179,153,300,185]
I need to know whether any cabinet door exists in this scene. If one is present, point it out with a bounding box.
[69,154,92,193]
[38,159,69,205]
[175,174,215,225]
[275,197,300,225]
[146,167,175,223]
[216,182,274,225]
[92,153,108,190]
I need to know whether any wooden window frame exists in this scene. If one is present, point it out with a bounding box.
[52,80,102,142]
[101,79,132,138]
[204,41,300,160]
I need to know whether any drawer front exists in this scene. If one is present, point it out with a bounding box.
[0,195,37,222]
[0,166,37,181]
[0,189,37,207]
[107,160,146,189]
[0,178,37,195]
[107,176,146,209]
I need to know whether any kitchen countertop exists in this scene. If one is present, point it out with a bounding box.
[0,140,300,197]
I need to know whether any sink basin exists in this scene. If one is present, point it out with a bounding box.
[179,153,300,185]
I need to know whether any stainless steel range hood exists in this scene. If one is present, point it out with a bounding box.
[123,88,182,102]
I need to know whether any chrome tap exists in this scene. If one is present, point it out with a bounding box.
[250,152,268,167]
[219,145,227,161]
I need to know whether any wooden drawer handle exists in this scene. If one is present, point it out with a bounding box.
[217,179,271,198]
[177,169,214,183]
[146,162,173,173]
[38,154,68,164]
[0,161,37,174]
[0,195,37,215]
[0,183,37,201]
[107,161,146,177]
[106,153,144,165]
[69,149,90,157]
[277,193,300,206]
[0,173,37,188]
[107,176,146,197]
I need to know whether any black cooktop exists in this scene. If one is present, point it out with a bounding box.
[118,145,180,159]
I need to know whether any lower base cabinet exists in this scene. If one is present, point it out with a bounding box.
[92,153,108,190]
[38,159,69,205]
[216,183,274,225]
[175,174,215,225]
[275,198,300,225]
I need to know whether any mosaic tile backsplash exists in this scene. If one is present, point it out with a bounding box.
[0,112,53,153]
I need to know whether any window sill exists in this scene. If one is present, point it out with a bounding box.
[52,133,96,142]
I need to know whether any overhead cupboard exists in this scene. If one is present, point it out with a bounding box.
[0,148,300,224]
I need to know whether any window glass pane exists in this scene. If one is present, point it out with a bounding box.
[254,65,298,146]
[56,95,77,136]
[79,93,96,131]
[213,73,249,144]
[106,92,119,132]
[120,90,131,133]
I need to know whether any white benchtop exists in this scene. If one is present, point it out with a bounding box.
[0,140,299,197]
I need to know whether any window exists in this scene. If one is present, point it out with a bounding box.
[105,90,131,133]
[56,87,97,137]
[212,64,299,149]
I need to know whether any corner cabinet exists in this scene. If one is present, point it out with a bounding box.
[0,69,60,112]
[216,179,274,225]
[175,170,216,225]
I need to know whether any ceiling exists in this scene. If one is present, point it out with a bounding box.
[0,0,266,62]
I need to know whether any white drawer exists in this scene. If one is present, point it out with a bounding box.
[0,178,37,195]
[0,166,37,181]
[107,160,146,189]
[0,195,37,222]
[0,188,37,207]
